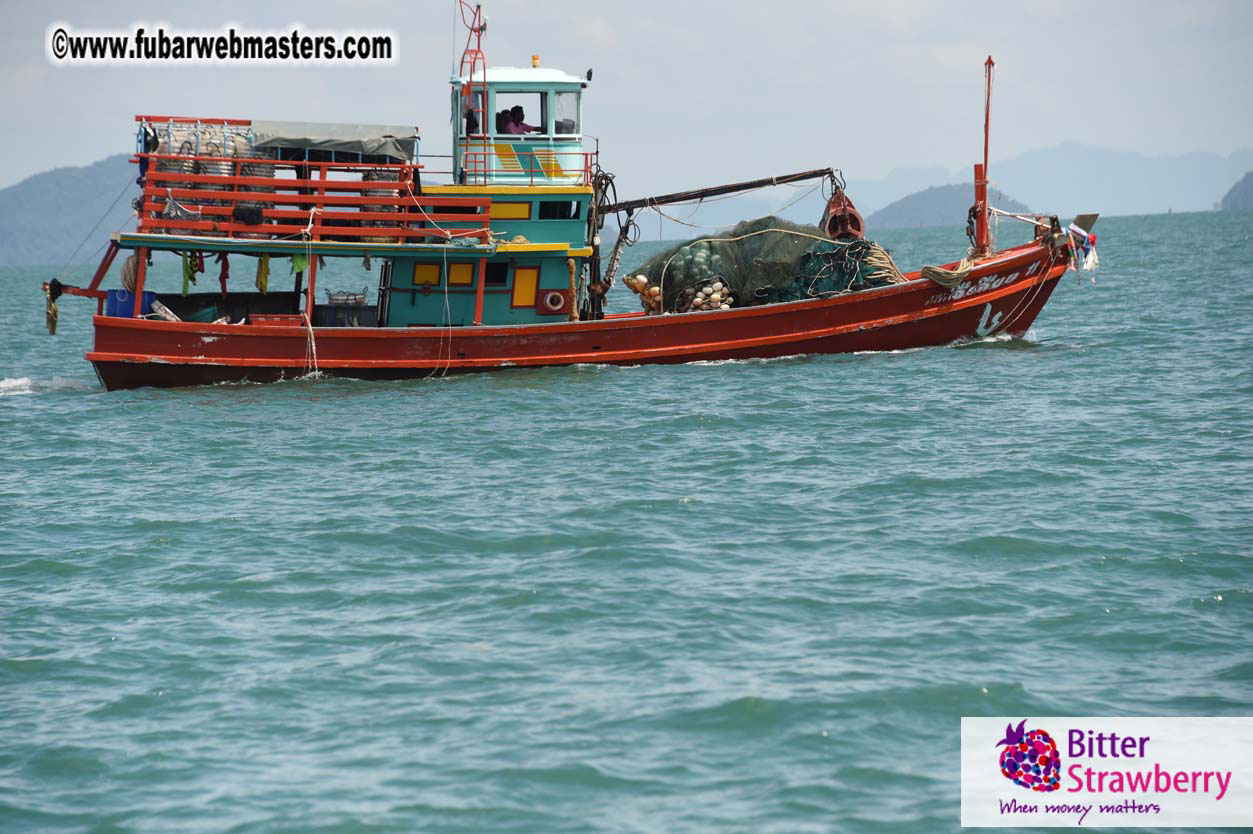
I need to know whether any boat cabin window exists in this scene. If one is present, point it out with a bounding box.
[538,200,580,220]
[485,261,509,286]
[494,91,546,135]
[554,92,579,135]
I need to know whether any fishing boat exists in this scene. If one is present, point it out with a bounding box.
[43,4,1095,392]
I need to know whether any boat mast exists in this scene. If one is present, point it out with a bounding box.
[984,55,993,184]
[973,55,994,256]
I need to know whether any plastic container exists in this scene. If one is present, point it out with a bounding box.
[105,289,155,317]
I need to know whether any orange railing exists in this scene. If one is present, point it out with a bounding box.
[135,153,493,245]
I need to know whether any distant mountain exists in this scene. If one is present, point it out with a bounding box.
[0,154,136,268]
[867,184,1029,231]
[1220,171,1253,211]
[777,145,1253,223]
[976,144,1253,217]
[5,145,1251,265]
[770,165,955,229]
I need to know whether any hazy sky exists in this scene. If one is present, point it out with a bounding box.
[4,0,1251,196]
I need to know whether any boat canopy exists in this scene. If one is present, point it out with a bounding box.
[251,120,419,163]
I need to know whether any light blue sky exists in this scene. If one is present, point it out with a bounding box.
[4,0,1251,194]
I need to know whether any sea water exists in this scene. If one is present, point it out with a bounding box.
[1,212,1250,833]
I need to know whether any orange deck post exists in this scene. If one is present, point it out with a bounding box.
[304,254,318,322]
[87,241,121,292]
[473,255,487,325]
[973,163,989,255]
[131,248,148,317]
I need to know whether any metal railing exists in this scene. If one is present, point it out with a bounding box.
[135,153,492,244]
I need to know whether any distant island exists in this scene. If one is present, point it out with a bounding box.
[866,184,1029,231]
[0,154,134,268]
[2,145,1251,266]
[1220,171,1253,211]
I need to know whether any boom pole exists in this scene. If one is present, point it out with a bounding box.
[604,168,835,215]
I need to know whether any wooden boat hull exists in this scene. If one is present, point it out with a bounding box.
[88,241,1065,391]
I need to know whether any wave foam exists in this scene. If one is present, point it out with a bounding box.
[0,376,96,396]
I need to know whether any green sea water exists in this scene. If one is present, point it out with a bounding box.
[1,212,1251,833]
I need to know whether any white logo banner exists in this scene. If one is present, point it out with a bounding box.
[961,717,1253,827]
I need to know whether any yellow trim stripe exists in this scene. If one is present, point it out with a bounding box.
[495,243,592,254]
[493,143,523,172]
[531,149,565,178]
[423,185,592,195]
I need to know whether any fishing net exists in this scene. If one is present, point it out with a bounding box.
[764,237,908,302]
[626,216,907,313]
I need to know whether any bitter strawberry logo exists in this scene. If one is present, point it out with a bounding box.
[996,719,1061,792]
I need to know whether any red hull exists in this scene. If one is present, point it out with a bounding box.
[88,242,1065,391]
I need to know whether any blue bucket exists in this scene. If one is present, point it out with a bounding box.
[105,289,155,317]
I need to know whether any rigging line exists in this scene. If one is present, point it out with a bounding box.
[648,179,824,232]
[300,207,321,379]
[78,209,140,275]
[774,179,823,214]
[404,179,481,240]
[995,247,1058,337]
[988,206,1051,229]
[424,242,454,380]
[648,205,731,231]
[60,177,134,272]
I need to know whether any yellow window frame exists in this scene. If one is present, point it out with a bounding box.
[489,201,532,220]
[511,266,539,308]
[448,262,475,286]
[413,263,441,286]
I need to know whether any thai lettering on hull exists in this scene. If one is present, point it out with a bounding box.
[976,303,1004,337]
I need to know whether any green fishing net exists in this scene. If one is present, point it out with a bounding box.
[630,216,902,312]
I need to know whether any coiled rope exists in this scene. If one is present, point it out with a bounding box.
[919,257,975,289]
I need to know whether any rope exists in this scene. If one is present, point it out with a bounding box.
[988,206,1051,229]
[44,285,58,335]
[422,242,455,380]
[403,179,485,241]
[788,238,907,299]
[989,245,1059,338]
[863,245,908,284]
[302,311,320,377]
[301,206,323,237]
[299,205,320,379]
[58,176,133,272]
[647,179,824,232]
[920,257,975,289]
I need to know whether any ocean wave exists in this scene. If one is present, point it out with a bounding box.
[0,376,96,396]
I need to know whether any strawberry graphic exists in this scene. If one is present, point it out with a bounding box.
[996,719,1061,792]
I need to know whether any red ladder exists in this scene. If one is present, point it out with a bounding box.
[458,2,489,184]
